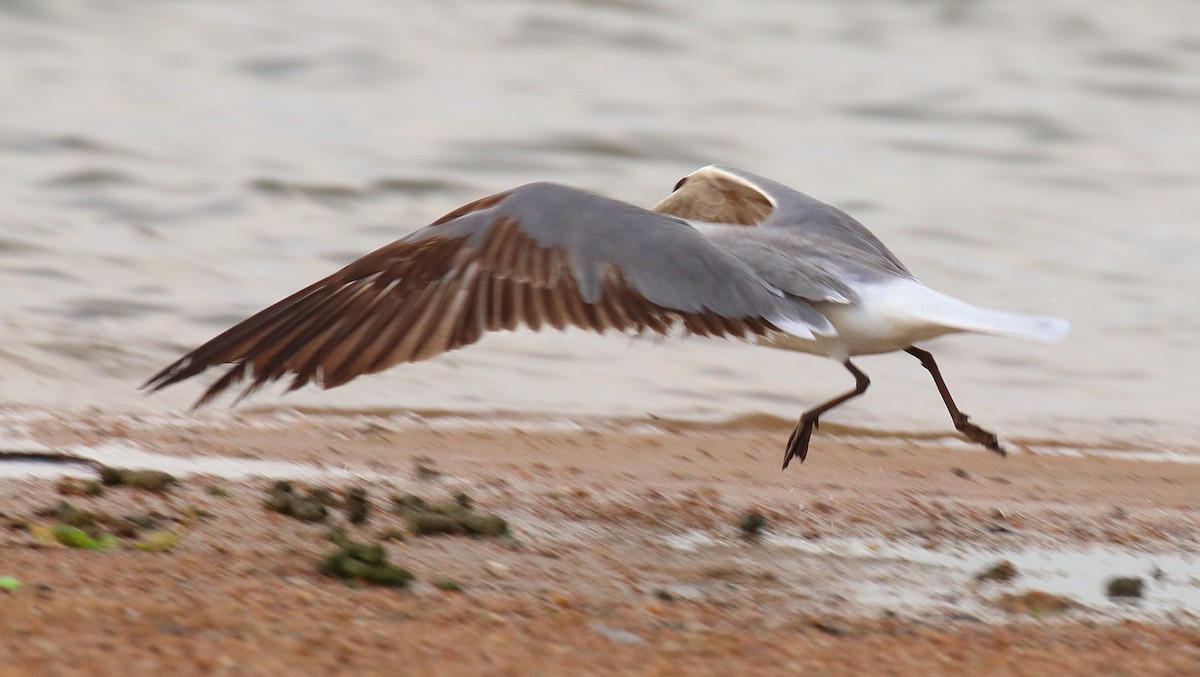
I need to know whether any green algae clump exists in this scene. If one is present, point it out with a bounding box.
[320,530,413,588]
[262,481,329,523]
[52,524,116,551]
[98,467,177,493]
[393,493,509,538]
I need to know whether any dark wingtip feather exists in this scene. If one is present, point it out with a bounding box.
[189,363,249,409]
[142,351,222,395]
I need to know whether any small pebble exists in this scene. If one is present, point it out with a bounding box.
[345,488,370,525]
[57,477,104,497]
[408,512,466,536]
[975,560,1019,583]
[391,494,428,513]
[98,467,177,493]
[483,561,509,578]
[46,503,98,532]
[122,470,177,493]
[133,531,180,552]
[995,590,1075,615]
[738,511,767,538]
[1106,576,1145,599]
[433,578,464,592]
[462,513,509,537]
[806,616,848,636]
[307,487,341,508]
[289,497,329,523]
[378,528,407,543]
[589,623,645,645]
[263,483,294,514]
[413,457,442,481]
[98,466,124,486]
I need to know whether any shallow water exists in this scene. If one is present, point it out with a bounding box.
[2,1,1199,451]
[0,438,390,482]
[667,530,1200,617]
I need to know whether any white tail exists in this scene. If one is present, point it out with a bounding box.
[905,282,1070,344]
[939,306,1070,343]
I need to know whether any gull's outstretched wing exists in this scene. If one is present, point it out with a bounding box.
[144,181,834,406]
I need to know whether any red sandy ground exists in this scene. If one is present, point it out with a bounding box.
[2,411,1199,676]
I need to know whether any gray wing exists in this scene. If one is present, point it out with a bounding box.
[703,227,914,305]
[144,182,833,406]
[700,228,856,304]
[654,165,911,278]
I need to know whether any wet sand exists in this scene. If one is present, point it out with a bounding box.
[3,410,1200,676]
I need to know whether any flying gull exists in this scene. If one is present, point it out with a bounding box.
[145,165,1069,468]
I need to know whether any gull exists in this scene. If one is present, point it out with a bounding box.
[145,165,1069,468]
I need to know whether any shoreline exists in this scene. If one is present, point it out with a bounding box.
[4,402,1194,461]
[3,409,1200,674]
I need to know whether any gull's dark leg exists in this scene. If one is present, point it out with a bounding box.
[782,360,870,469]
[904,346,1006,457]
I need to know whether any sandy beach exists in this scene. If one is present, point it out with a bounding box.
[4,1,1200,674]
[3,409,1199,676]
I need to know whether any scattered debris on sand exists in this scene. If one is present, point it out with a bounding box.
[1106,576,1145,599]
[738,511,767,538]
[98,467,177,493]
[345,487,371,524]
[975,559,1019,583]
[995,590,1077,615]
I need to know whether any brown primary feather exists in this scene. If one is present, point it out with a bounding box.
[144,211,778,407]
[429,191,510,226]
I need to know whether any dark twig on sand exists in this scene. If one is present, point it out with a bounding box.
[0,450,105,474]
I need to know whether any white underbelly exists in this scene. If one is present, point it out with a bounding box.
[757,279,965,360]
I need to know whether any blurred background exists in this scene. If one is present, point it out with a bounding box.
[1,0,1197,451]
